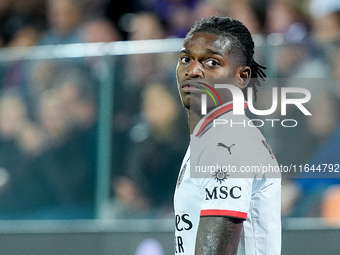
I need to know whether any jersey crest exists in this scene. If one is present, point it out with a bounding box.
[213,168,230,184]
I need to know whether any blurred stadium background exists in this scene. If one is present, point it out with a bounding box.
[0,0,340,254]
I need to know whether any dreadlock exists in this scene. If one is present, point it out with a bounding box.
[185,15,266,101]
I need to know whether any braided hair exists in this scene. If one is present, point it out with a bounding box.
[185,15,266,101]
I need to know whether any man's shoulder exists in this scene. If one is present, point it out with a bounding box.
[208,115,267,150]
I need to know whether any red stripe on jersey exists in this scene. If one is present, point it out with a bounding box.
[195,102,248,137]
[200,209,247,220]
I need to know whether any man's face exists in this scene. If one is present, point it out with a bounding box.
[176,32,242,111]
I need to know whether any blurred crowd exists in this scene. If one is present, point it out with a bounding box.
[0,0,339,221]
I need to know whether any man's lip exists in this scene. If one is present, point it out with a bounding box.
[181,81,209,93]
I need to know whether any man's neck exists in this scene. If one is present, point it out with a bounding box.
[187,101,241,135]
[188,110,201,134]
[188,107,215,134]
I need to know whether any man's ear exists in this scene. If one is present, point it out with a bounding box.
[235,66,251,89]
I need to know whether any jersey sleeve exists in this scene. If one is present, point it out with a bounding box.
[192,138,254,220]
[196,177,252,220]
[191,124,278,221]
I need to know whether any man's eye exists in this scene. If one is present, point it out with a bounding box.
[180,56,191,64]
[205,59,220,67]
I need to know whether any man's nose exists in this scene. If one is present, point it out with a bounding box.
[186,62,204,78]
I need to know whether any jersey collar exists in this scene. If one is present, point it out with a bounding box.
[194,101,248,137]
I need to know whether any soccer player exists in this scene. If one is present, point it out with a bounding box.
[174,15,281,254]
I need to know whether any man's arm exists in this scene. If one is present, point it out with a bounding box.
[195,216,243,255]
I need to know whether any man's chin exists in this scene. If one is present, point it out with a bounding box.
[186,103,219,116]
[186,103,203,115]
[180,94,216,115]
